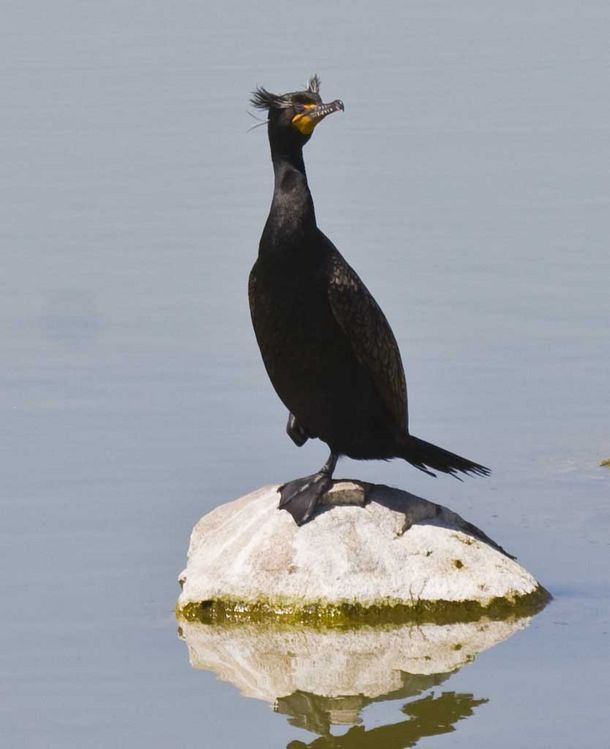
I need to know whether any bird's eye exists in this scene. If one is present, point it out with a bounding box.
[292,94,314,107]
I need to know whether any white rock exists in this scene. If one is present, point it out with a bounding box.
[177,482,547,617]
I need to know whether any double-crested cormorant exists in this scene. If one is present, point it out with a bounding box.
[249,75,489,526]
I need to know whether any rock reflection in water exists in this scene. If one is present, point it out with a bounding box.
[179,616,532,746]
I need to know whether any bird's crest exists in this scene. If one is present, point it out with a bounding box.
[250,75,321,111]
[250,87,289,111]
[307,74,320,94]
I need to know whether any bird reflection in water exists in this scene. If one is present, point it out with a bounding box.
[282,688,487,749]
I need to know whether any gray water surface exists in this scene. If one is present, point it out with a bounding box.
[2,1,609,747]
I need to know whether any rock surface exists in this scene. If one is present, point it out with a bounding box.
[177,482,547,620]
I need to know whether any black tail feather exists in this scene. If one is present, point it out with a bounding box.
[401,435,490,478]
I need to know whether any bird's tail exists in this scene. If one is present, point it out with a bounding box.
[400,435,490,478]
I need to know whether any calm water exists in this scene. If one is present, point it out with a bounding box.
[2,1,609,747]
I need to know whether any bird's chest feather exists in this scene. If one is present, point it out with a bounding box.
[251,260,344,381]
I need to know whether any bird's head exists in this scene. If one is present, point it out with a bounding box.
[250,75,344,151]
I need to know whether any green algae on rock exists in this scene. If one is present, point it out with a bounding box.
[177,586,550,627]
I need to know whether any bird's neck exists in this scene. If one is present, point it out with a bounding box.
[271,152,315,226]
[260,147,317,259]
[271,145,307,180]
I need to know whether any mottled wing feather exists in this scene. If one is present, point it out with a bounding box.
[326,250,408,431]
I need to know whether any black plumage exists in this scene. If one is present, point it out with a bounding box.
[249,76,489,525]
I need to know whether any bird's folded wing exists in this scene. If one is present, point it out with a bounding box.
[326,250,408,432]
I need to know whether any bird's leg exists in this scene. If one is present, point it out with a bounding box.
[278,452,338,526]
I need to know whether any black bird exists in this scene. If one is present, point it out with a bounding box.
[249,75,489,526]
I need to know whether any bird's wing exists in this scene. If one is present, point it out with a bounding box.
[326,248,408,432]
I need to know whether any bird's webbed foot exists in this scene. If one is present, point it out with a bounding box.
[286,413,309,447]
[278,472,332,525]
[278,452,338,526]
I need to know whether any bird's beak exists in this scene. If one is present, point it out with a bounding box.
[291,99,344,135]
